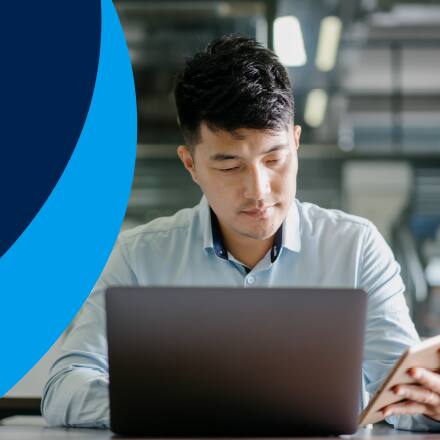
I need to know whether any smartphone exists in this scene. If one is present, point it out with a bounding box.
[359,334,440,426]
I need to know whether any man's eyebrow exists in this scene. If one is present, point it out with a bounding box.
[209,153,240,161]
[209,143,289,161]
[263,143,289,154]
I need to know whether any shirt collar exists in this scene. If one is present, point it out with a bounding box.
[210,207,228,260]
[199,195,301,260]
[282,199,302,253]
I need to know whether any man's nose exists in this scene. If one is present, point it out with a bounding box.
[243,165,271,201]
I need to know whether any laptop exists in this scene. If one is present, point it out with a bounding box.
[106,286,367,437]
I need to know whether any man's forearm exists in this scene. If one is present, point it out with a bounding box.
[41,366,110,428]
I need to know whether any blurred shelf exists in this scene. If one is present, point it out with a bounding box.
[136,143,440,161]
[136,144,178,159]
[135,143,349,160]
[343,91,440,97]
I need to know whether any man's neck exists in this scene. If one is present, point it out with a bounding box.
[219,226,274,269]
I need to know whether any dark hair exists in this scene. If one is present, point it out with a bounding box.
[174,34,294,148]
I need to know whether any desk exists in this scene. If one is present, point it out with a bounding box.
[0,417,439,439]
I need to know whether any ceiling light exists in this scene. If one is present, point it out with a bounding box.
[304,89,328,127]
[315,16,342,71]
[274,16,307,67]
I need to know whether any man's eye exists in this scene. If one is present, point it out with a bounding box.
[219,167,239,172]
[267,159,281,165]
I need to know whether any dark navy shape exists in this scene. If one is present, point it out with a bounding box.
[0,1,101,258]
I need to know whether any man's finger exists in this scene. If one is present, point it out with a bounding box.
[392,384,440,407]
[408,368,440,394]
[383,400,428,417]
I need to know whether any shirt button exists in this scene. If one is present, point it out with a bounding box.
[246,275,256,285]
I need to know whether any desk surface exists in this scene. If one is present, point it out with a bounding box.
[0,417,439,439]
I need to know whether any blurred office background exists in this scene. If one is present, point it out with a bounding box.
[3,0,440,415]
[118,0,440,337]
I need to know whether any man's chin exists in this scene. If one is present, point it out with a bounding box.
[240,231,275,241]
[235,222,279,241]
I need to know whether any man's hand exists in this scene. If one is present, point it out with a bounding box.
[381,362,440,422]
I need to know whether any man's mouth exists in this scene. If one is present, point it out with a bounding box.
[241,206,275,219]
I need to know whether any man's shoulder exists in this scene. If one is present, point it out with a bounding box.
[119,204,198,247]
[296,200,373,235]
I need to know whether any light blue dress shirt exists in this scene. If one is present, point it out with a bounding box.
[41,196,440,431]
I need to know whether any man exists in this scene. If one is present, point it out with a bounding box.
[42,35,440,430]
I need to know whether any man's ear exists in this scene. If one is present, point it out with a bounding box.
[293,125,302,150]
[177,145,199,184]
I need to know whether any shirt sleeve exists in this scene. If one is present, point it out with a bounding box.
[360,223,440,432]
[41,236,137,428]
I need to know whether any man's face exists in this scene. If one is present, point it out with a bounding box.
[178,122,301,242]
